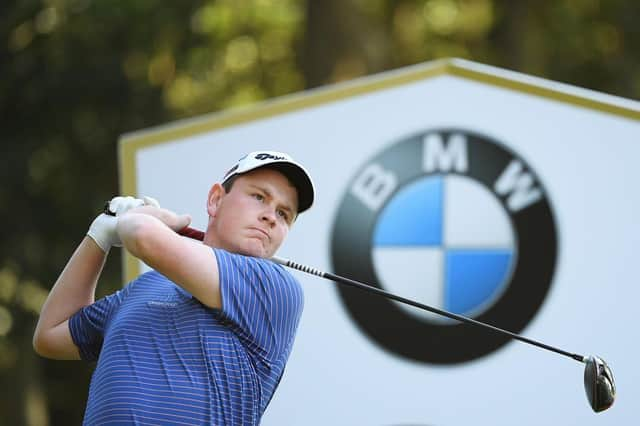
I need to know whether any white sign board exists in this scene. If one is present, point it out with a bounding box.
[120,59,639,425]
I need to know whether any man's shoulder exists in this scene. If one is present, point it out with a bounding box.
[213,248,281,269]
[214,249,301,286]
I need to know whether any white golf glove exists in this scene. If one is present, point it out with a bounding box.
[87,196,160,252]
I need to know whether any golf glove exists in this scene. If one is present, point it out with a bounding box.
[87,196,160,252]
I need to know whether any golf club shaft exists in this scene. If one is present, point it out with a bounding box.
[177,226,585,363]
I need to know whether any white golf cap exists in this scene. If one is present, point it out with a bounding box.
[221,151,315,213]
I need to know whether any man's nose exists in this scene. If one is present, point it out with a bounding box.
[260,206,277,225]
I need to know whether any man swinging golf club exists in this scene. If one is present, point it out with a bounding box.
[34,147,616,421]
[33,151,315,425]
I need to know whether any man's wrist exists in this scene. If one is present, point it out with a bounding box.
[87,214,119,253]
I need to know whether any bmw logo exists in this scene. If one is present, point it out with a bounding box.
[330,129,558,364]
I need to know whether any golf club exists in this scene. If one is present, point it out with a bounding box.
[269,254,616,413]
[107,202,616,413]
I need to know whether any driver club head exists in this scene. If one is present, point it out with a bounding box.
[583,355,615,412]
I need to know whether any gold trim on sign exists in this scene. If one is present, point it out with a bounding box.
[448,66,640,121]
[118,137,141,282]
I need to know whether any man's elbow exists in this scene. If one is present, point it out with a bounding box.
[32,330,54,358]
[32,328,80,360]
[32,331,43,355]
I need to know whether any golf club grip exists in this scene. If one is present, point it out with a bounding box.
[178,226,205,241]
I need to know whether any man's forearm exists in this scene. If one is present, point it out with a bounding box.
[117,210,222,309]
[34,237,107,336]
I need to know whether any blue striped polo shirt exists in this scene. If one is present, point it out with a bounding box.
[69,249,304,425]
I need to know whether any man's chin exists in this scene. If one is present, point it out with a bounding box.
[236,242,273,258]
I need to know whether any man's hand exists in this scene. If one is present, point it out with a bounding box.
[87,196,160,253]
[123,204,192,233]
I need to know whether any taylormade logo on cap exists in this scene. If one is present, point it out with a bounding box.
[255,153,287,161]
[223,151,295,179]
[222,150,315,213]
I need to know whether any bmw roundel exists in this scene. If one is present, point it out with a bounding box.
[330,129,558,364]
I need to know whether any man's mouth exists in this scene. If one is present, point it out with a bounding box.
[249,227,270,240]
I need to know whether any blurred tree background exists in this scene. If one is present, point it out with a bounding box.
[1,0,638,424]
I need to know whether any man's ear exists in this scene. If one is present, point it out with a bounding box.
[207,183,226,218]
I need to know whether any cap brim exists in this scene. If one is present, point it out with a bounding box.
[267,162,314,214]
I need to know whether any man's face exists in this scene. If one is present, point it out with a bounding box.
[206,167,298,258]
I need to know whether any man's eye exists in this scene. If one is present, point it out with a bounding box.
[277,210,288,220]
[253,193,264,201]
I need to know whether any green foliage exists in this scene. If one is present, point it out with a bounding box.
[1,0,638,423]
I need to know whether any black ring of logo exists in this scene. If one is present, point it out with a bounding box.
[330,129,558,364]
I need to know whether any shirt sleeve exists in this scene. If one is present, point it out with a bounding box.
[213,249,304,363]
[68,283,131,362]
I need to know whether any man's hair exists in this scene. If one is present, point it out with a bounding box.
[222,175,238,193]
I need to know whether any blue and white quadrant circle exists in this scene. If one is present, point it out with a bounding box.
[372,175,516,323]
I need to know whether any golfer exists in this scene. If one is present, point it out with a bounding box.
[33,151,315,425]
